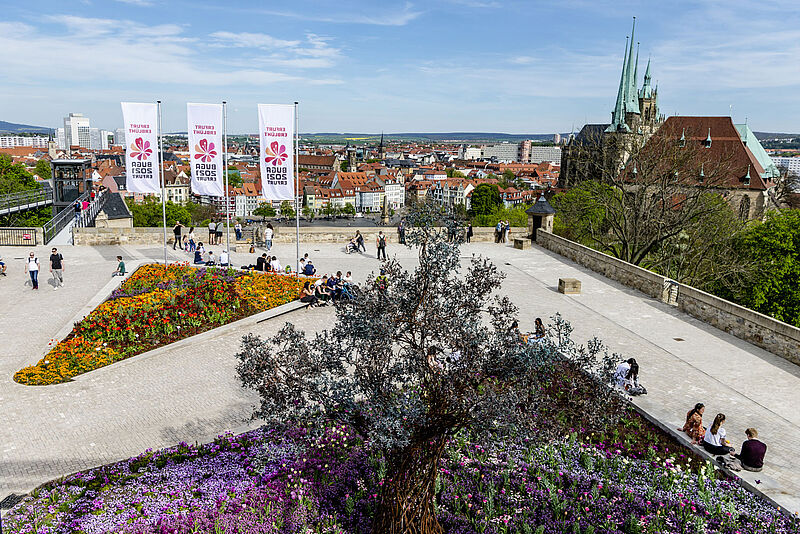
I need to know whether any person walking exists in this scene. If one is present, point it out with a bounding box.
[234,222,243,241]
[73,199,82,223]
[397,220,406,245]
[49,247,64,290]
[188,227,196,252]
[356,230,366,252]
[25,252,40,290]
[376,231,388,261]
[494,221,502,243]
[265,223,274,251]
[207,219,216,245]
[172,221,184,250]
[0,253,7,276]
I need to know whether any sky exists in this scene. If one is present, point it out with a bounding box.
[1,0,799,134]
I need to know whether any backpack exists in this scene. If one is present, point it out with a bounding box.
[379,235,386,247]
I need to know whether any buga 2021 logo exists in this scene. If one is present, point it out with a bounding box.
[130,138,153,161]
[194,138,217,163]
[264,141,288,166]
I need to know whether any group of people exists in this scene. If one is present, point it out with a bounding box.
[680,402,767,472]
[494,220,512,243]
[345,230,389,261]
[299,270,357,307]
[20,248,65,290]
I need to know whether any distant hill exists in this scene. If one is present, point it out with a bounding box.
[0,121,51,134]
[754,132,798,140]
[302,132,563,143]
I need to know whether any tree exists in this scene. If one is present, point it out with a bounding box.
[716,210,800,327]
[34,159,51,180]
[236,201,622,534]
[499,169,516,189]
[227,169,243,188]
[555,124,741,266]
[302,205,315,221]
[185,201,217,226]
[322,203,335,218]
[253,202,276,218]
[0,154,40,195]
[342,202,356,216]
[469,183,501,216]
[445,168,465,178]
[126,197,190,227]
[279,200,295,219]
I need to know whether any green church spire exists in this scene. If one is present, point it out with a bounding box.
[606,36,631,133]
[624,18,640,114]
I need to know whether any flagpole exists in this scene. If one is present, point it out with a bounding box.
[223,101,230,263]
[157,100,167,268]
[294,101,300,276]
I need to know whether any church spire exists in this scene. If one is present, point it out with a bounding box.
[624,18,640,114]
[606,36,631,133]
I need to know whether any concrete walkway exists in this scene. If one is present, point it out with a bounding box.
[1,241,799,514]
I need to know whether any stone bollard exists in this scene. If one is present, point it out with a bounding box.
[558,278,581,295]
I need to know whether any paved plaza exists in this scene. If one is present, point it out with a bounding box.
[1,240,800,515]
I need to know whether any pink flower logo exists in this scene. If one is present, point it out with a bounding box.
[130,137,152,161]
[264,141,288,165]
[194,138,217,163]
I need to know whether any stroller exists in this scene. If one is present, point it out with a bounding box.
[345,239,358,254]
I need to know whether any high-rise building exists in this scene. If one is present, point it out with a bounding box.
[89,128,114,150]
[114,128,126,146]
[482,143,518,162]
[64,113,91,148]
[56,128,66,149]
[553,133,561,144]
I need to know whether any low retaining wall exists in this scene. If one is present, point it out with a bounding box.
[0,227,43,246]
[73,225,523,246]
[536,229,800,365]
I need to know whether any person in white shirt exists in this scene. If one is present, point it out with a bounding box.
[219,250,229,266]
[205,250,215,265]
[207,220,216,245]
[270,256,282,272]
[25,252,40,290]
[614,359,632,389]
[703,413,735,456]
[264,223,274,251]
[343,271,353,284]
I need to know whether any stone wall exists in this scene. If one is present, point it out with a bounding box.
[535,230,664,299]
[73,225,522,246]
[536,229,800,365]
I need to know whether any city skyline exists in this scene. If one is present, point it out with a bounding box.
[2,0,799,133]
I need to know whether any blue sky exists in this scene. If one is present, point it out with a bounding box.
[1,0,799,134]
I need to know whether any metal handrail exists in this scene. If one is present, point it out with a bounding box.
[0,188,52,212]
[42,191,90,244]
[75,191,108,229]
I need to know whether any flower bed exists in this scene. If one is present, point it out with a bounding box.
[5,415,797,534]
[14,264,306,386]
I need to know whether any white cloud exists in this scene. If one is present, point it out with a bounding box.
[250,2,422,26]
[509,56,536,65]
[0,16,343,89]
[114,0,154,6]
[210,31,300,49]
[210,31,342,69]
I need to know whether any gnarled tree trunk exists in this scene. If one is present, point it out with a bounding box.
[371,436,447,534]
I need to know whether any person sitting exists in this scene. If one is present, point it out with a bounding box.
[255,253,268,272]
[614,358,633,389]
[346,237,358,254]
[315,275,332,302]
[112,256,126,277]
[219,250,230,267]
[680,403,706,444]
[193,243,206,264]
[731,428,766,472]
[334,270,354,300]
[271,256,282,272]
[344,271,354,284]
[528,317,546,342]
[205,250,216,266]
[703,413,735,456]
[299,281,319,308]
[624,360,647,396]
[303,259,317,276]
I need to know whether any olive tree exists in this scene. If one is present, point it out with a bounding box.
[237,201,622,534]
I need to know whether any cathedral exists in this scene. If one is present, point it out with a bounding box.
[559,18,663,188]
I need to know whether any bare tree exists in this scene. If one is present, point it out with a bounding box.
[556,124,746,269]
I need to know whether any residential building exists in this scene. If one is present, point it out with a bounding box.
[771,156,800,175]
[232,182,261,217]
[379,176,405,209]
[164,169,191,204]
[64,113,91,149]
[0,136,49,148]
[298,154,338,172]
[482,143,518,162]
[528,145,562,164]
[464,146,482,160]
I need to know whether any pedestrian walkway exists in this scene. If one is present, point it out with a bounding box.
[1,241,799,515]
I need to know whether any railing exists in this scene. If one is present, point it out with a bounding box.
[0,228,38,246]
[75,190,108,230]
[0,188,53,216]
[42,191,89,244]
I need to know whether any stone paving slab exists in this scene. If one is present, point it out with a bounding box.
[1,241,799,516]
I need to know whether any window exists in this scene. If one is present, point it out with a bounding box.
[738,195,751,220]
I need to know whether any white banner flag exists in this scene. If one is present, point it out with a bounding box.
[121,102,160,194]
[187,103,225,197]
[258,104,295,201]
